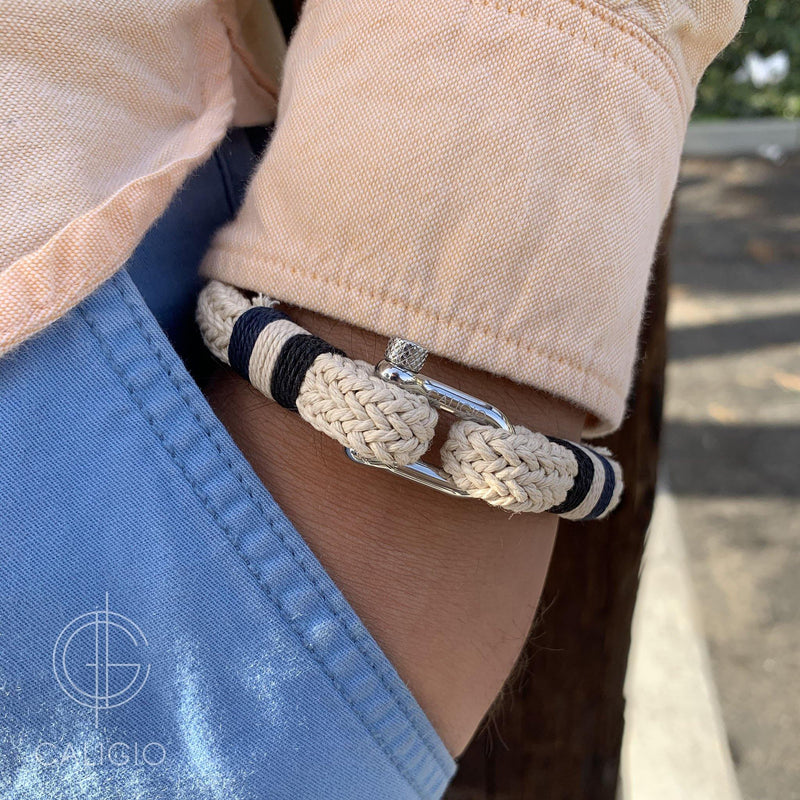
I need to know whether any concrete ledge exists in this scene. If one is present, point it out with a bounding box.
[620,486,741,800]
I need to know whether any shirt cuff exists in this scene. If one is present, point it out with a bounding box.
[201,0,745,435]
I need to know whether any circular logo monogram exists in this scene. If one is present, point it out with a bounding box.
[53,594,150,726]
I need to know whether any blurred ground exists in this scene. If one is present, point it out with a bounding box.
[664,153,800,799]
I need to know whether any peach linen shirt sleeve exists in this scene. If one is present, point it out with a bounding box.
[0,0,746,435]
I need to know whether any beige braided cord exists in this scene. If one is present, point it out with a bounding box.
[196,281,437,467]
[197,280,623,517]
[441,421,579,513]
[297,353,437,466]
[196,280,274,364]
[442,420,623,517]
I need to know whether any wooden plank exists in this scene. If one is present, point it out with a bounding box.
[447,212,672,799]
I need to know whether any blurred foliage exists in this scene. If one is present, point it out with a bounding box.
[694,0,800,119]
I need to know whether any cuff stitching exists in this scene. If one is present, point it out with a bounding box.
[468,0,687,117]
[208,243,628,396]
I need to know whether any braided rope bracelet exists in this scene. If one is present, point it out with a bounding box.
[197,281,623,520]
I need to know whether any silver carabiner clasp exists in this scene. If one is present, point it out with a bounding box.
[343,338,514,497]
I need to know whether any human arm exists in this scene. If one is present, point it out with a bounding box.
[204,304,585,755]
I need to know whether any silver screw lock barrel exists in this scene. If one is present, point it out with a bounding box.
[384,337,428,374]
[378,336,512,430]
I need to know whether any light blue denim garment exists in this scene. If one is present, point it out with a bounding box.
[0,128,455,799]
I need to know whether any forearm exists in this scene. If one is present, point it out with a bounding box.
[205,305,584,755]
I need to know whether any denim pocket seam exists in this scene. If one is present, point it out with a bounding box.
[76,273,453,797]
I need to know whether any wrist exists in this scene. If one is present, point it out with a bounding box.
[205,305,584,754]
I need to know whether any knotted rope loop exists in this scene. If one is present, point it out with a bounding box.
[441,421,577,513]
[441,420,623,519]
[196,281,437,467]
[197,280,623,519]
[297,354,437,466]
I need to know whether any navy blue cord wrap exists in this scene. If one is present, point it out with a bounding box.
[228,306,291,382]
[546,437,594,515]
[227,304,345,413]
[584,449,616,520]
[271,334,345,412]
[546,436,618,520]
